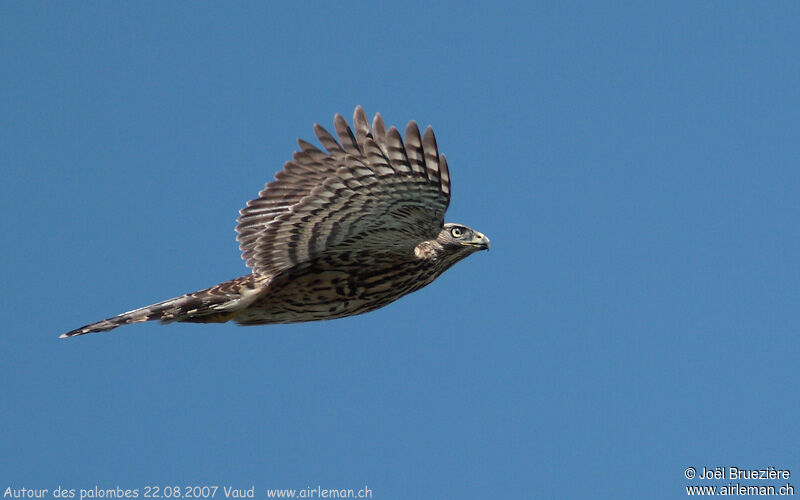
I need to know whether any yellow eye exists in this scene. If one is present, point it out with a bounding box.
[450,227,463,238]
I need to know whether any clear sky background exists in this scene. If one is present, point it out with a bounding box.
[2,2,799,498]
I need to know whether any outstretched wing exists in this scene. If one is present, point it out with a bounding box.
[236,106,451,277]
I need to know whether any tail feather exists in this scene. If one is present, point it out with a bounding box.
[60,276,259,338]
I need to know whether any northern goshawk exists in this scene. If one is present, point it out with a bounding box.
[61,107,489,338]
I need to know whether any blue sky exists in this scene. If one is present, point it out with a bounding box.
[2,2,799,498]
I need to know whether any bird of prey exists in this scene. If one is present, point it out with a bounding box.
[61,106,489,338]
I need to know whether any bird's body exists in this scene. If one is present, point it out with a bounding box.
[244,250,447,323]
[61,107,489,338]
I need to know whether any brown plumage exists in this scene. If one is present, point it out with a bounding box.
[60,107,489,338]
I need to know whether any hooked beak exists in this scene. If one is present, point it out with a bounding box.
[464,232,490,251]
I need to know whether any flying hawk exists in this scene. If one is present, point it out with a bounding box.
[61,107,489,338]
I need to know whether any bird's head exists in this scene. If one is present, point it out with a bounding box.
[437,223,490,256]
[413,223,489,269]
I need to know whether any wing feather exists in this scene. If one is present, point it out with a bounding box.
[439,153,451,197]
[422,126,441,184]
[353,106,372,152]
[334,113,361,155]
[404,121,428,179]
[314,123,345,155]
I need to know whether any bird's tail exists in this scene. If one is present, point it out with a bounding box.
[60,275,259,338]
